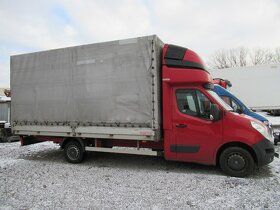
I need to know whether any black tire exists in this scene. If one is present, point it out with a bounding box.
[277,134,280,145]
[219,147,255,177]
[64,141,84,163]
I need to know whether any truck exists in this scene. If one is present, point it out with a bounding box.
[0,93,14,142]
[213,78,270,126]
[213,78,269,125]
[11,35,276,177]
[0,97,20,142]
[213,84,269,124]
[212,84,279,144]
[210,64,280,115]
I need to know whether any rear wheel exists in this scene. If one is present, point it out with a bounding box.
[219,147,255,177]
[64,141,84,163]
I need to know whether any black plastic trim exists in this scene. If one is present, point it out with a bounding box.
[170,144,200,153]
[164,44,206,70]
[165,59,205,70]
[165,44,186,60]
[252,138,274,166]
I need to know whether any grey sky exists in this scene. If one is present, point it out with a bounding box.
[1,0,280,87]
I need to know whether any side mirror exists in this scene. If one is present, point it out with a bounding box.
[233,106,243,114]
[236,108,243,114]
[210,104,222,121]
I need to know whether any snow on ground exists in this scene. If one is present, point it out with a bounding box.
[1,141,280,209]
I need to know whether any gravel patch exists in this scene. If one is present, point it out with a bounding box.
[1,141,280,209]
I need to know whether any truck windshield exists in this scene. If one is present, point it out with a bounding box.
[208,90,233,111]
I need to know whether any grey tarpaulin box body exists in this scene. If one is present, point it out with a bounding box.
[11,35,164,141]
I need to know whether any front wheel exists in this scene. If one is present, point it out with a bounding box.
[219,147,255,177]
[64,141,84,163]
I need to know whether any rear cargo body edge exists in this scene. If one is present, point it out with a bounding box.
[11,35,164,141]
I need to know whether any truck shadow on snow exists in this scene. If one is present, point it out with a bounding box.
[85,152,275,178]
[19,146,222,176]
[18,146,64,162]
[86,152,224,176]
[19,145,275,178]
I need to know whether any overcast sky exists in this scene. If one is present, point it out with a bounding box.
[1,0,280,87]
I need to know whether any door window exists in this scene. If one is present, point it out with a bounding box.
[221,96,231,106]
[196,91,213,119]
[176,91,198,117]
[221,96,242,112]
[176,89,213,120]
[231,99,242,112]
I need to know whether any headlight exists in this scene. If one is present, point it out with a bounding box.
[251,121,273,142]
[263,120,269,126]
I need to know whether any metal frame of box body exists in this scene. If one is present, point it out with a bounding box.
[11,35,164,142]
[13,125,159,141]
[85,146,160,156]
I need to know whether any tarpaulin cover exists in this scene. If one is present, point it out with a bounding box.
[11,35,163,129]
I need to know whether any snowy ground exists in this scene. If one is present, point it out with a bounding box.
[0,141,280,209]
[258,111,280,125]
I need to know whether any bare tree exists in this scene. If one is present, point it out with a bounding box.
[208,47,280,69]
[208,47,249,69]
[239,47,248,67]
[208,49,230,69]
[264,50,274,64]
[250,48,275,65]
[228,49,239,67]
[250,48,266,65]
[272,48,280,64]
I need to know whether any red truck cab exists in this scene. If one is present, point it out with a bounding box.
[161,44,275,177]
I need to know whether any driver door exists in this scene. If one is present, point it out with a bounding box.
[172,88,223,163]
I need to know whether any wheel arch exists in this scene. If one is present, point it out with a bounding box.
[61,137,85,152]
[216,141,258,166]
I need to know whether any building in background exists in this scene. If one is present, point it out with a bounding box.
[0,88,11,124]
[0,88,14,142]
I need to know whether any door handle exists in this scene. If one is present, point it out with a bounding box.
[176,124,187,128]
